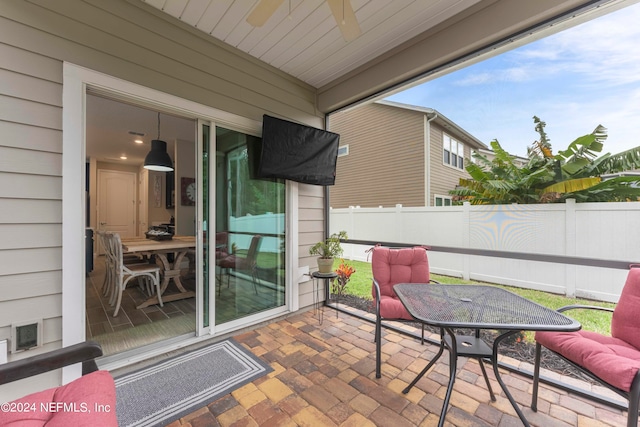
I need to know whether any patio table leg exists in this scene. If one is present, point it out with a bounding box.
[403,327,445,394]
[478,359,497,402]
[439,327,459,427]
[492,330,530,427]
[403,327,457,427]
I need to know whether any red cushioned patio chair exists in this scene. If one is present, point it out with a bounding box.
[215,231,229,260]
[532,265,640,427]
[0,341,118,426]
[371,245,438,378]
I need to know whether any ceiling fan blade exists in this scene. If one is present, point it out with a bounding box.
[247,0,285,27]
[327,0,361,42]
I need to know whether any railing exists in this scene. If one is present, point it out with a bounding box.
[347,238,634,270]
[227,212,285,254]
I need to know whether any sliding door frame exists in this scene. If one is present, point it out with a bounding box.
[62,63,297,374]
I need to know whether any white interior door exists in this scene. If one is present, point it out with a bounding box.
[97,169,137,238]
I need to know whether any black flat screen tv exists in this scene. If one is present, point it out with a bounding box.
[257,115,340,186]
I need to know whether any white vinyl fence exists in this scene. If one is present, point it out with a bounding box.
[331,200,640,303]
[229,212,284,253]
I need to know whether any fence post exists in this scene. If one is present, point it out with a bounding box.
[395,204,403,242]
[462,202,471,280]
[565,199,577,297]
[347,206,356,260]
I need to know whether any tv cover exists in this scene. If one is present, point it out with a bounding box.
[257,115,340,186]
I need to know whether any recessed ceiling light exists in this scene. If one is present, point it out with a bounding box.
[120,155,128,160]
[135,139,144,144]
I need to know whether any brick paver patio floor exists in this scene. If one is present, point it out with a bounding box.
[167,308,628,427]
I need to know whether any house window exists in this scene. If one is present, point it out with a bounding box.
[434,195,452,206]
[443,135,465,170]
[337,145,349,157]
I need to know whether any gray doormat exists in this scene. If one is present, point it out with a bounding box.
[115,338,272,427]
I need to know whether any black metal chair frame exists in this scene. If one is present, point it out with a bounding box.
[531,304,640,427]
[0,341,103,385]
[373,277,438,379]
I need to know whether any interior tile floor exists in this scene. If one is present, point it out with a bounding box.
[86,259,196,336]
[86,256,285,356]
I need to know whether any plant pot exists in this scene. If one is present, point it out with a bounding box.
[316,257,334,274]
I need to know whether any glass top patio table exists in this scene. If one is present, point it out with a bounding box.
[394,283,581,427]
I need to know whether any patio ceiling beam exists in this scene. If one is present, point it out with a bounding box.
[317,0,611,114]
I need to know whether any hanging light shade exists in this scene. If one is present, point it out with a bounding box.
[144,113,173,171]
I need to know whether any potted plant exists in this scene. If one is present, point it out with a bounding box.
[309,231,348,274]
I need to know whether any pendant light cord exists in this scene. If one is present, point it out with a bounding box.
[157,112,161,140]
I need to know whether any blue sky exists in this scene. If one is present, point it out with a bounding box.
[386,2,640,158]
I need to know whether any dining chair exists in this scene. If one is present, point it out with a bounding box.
[532,265,640,427]
[96,230,113,297]
[217,235,262,296]
[100,232,134,304]
[371,245,438,378]
[106,232,162,317]
[96,230,146,299]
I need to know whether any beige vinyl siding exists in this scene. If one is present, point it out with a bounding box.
[429,125,472,204]
[0,0,323,364]
[329,103,425,208]
[0,121,62,153]
[0,0,318,124]
[0,35,63,362]
[298,184,326,307]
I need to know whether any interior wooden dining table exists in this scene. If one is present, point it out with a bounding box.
[121,236,196,309]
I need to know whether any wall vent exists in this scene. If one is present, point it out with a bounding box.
[11,320,43,353]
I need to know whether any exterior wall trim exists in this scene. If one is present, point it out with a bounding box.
[62,62,292,379]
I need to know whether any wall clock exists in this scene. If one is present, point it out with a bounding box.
[180,177,196,206]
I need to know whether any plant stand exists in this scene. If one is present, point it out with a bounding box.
[311,271,337,324]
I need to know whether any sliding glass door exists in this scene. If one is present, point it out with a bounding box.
[213,126,286,324]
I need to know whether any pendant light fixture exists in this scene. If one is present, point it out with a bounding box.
[144,112,174,171]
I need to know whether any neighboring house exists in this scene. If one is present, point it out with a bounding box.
[0,0,617,400]
[602,171,640,189]
[472,147,529,168]
[329,100,488,208]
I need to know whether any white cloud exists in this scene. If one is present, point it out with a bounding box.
[454,72,494,86]
[516,4,640,86]
[454,66,535,86]
[387,2,640,158]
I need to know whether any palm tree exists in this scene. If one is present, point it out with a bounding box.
[450,117,640,204]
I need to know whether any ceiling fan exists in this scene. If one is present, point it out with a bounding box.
[247,0,361,42]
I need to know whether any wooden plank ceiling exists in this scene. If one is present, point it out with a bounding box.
[140,0,482,89]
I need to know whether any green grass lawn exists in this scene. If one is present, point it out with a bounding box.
[334,258,616,339]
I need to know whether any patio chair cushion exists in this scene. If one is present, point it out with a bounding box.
[215,231,229,260]
[611,267,640,350]
[535,329,640,392]
[372,246,430,320]
[1,370,117,426]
